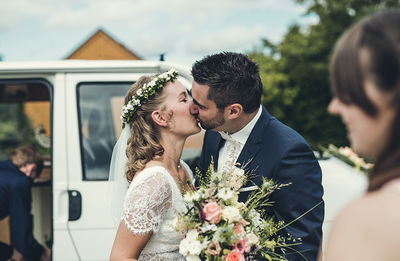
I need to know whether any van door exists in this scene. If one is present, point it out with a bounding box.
[63,73,138,260]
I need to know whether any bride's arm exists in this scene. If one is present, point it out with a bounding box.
[110,222,152,261]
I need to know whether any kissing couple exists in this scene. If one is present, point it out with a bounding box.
[109,52,324,261]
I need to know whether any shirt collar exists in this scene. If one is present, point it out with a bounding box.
[230,105,262,145]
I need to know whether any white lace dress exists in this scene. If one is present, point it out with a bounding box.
[121,162,191,261]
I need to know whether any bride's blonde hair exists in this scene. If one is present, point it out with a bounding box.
[124,75,169,182]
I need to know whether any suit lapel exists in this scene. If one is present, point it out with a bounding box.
[236,107,271,172]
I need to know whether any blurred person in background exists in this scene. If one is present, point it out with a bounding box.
[324,9,400,260]
[0,146,51,261]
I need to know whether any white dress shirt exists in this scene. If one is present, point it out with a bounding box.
[217,105,262,173]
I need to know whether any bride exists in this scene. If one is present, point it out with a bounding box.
[109,69,201,260]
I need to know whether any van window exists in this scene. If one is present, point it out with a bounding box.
[77,82,131,180]
[0,80,51,162]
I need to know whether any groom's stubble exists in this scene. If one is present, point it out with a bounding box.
[198,110,226,131]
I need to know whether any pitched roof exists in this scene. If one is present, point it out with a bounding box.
[65,28,141,60]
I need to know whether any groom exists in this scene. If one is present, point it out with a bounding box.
[189,52,324,260]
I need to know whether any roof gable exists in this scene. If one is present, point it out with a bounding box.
[65,29,141,60]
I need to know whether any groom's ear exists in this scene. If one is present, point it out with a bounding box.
[226,104,243,120]
[151,110,168,127]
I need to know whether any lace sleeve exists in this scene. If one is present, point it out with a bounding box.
[121,169,172,235]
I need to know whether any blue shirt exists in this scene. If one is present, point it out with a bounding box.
[0,160,44,260]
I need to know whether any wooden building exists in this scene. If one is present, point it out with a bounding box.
[65,28,141,60]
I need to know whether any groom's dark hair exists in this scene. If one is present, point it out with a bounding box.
[191,52,262,113]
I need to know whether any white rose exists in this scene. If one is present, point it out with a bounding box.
[136,89,142,96]
[179,238,191,256]
[222,206,242,223]
[189,239,203,255]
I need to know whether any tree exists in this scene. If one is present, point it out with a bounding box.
[250,0,400,149]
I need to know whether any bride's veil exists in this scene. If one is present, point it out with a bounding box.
[108,125,130,224]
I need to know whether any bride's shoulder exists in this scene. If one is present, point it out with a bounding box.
[130,163,171,186]
[125,165,173,199]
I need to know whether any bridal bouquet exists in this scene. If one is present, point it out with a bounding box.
[174,163,297,261]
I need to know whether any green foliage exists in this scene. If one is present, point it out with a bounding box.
[249,0,400,149]
[195,161,214,187]
[0,104,37,159]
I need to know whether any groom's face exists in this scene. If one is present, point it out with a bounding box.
[189,81,226,131]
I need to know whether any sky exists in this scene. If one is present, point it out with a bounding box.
[0,0,317,67]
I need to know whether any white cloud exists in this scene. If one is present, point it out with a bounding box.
[186,25,266,54]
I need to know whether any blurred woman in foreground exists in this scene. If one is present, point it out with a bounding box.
[324,9,400,260]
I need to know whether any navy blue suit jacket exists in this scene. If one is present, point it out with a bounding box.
[0,160,44,260]
[198,106,324,261]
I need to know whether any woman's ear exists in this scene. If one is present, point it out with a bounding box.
[151,110,168,127]
[226,103,243,120]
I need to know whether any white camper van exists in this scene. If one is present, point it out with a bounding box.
[0,60,367,260]
[0,60,205,260]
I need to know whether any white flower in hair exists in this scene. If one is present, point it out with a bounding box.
[126,103,133,110]
[121,69,179,127]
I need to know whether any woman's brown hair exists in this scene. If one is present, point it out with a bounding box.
[124,75,169,182]
[330,10,400,191]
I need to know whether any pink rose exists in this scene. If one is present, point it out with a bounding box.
[225,250,244,261]
[234,238,251,253]
[207,240,221,256]
[203,202,222,224]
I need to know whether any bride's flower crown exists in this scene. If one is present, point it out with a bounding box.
[121,69,179,127]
